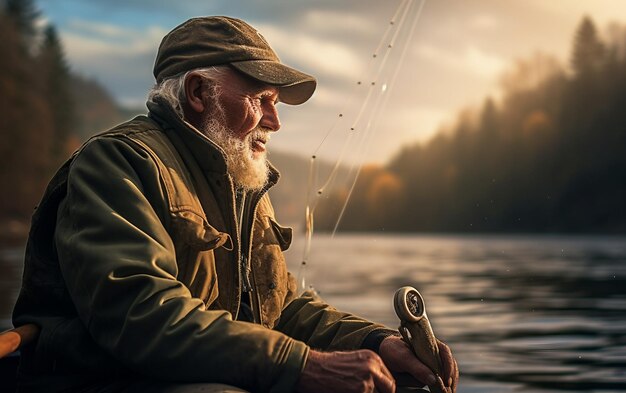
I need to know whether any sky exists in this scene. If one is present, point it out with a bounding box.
[35,0,626,164]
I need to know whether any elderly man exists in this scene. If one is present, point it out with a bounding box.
[12,16,458,393]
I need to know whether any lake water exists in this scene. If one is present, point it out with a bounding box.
[2,234,626,392]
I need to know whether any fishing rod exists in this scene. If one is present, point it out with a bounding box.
[298,0,427,292]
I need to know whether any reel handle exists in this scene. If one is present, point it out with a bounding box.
[394,286,444,393]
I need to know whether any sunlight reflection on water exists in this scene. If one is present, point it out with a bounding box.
[284,234,626,392]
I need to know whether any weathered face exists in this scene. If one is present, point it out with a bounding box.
[209,69,281,159]
[200,69,281,191]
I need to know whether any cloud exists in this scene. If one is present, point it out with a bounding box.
[393,106,448,140]
[62,33,128,57]
[303,10,372,35]
[415,44,506,79]
[273,102,450,165]
[255,23,366,80]
[464,47,506,77]
[57,19,167,105]
[60,19,166,83]
[527,0,626,26]
[68,19,135,39]
[342,106,449,164]
[312,86,353,109]
[63,20,166,53]
[468,14,499,31]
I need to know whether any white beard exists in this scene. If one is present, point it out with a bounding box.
[202,117,270,192]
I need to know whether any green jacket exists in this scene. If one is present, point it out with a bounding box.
[12,99,387,392]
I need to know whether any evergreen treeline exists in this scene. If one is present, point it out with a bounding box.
[0,0,133,242]
[318,16,626,233]
[0,0,74,241]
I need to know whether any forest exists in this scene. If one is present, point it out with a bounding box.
[0,0,132,243]
[0,0,624,241]
[317,16,626,233]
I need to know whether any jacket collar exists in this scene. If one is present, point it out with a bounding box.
[147,97,280,189]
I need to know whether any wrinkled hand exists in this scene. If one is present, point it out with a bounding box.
[296,349,396,393]
[379,336,459,393]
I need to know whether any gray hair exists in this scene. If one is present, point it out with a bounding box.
[147,66,230,118]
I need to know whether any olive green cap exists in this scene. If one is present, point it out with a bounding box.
[153,16,317,105]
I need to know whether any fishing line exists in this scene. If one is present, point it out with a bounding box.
[310,0,411,157]
[331,0,426,236]
[313,0,414,202]
[298,0,420,291]
[298,0,426,292]
[299,0,410,273]
[325,0,422,223]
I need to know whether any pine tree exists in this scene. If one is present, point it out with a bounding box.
[40,24,75,164]
[3,0,40,50]
[0,3,54,225]
[570,16,605,77]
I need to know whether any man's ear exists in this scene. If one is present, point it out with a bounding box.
[184,72,208,114]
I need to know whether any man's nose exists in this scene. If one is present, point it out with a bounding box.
[260,103,281,132]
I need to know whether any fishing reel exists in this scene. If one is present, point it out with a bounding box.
[394,286,444,393]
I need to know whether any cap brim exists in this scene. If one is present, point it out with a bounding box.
[230,60,316,105]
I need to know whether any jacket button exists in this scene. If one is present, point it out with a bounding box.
[269,282,277,290]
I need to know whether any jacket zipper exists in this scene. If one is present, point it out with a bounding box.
[241,186,269,326]
[238,192,253,294]
[250,264,263,326]
[227,180,243,320]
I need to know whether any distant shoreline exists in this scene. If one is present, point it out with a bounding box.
[3,216,625,248]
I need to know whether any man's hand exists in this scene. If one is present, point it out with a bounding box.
[296,349,396,393]
[378,336,459,393]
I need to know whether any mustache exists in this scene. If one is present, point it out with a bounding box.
[249,126,272,143]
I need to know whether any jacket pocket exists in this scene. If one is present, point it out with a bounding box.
[251,217,293,328]
[268,217,293,251]
[170,212,232,306]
